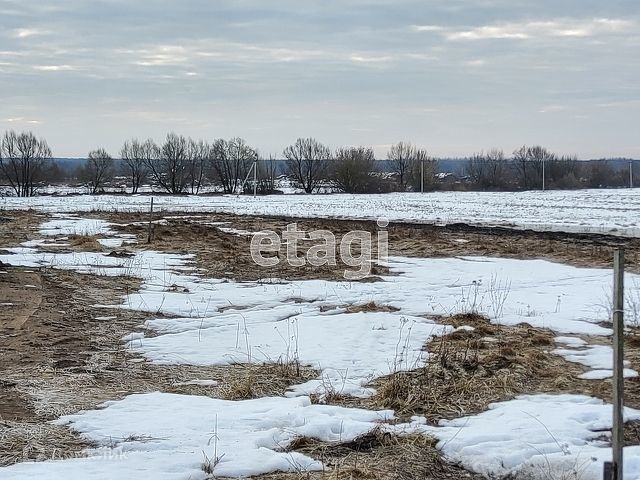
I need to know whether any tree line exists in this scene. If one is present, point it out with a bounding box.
[465,146,633,190]
[0,130,634,197]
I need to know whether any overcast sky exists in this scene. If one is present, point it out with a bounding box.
[0,0,638,158]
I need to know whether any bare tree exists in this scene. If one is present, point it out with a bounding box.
[257,155,278,194]
[229,138,258,193]
[466,149,508,189]
[283,137,330,194]
[210,138,257,194]
[186,138,209,194]
[120,139,150,194]
[210,139,231,193]
[584,160,621,188]
[0,130,52,197]
[81,148,114,194]
[408,148,438,191]
[387,141,415,190]
[330,146,378,193]
[513,145,555,189]
[145,133,188,194]
[547,154,580,188]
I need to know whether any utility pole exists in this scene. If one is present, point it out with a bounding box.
[420,158,424,193]
[253,159,257,197]
[542,157,545,191]
[604,249,625,480]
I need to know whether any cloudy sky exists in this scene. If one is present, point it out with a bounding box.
[0,0,638,158]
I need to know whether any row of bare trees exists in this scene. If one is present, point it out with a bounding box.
[0,130,634,196]
[283,138,438,194]
[80,134,260,195]
[465,146,619,190]
[79,136,436,195]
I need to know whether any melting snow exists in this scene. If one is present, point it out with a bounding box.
[2,393,394,479]
[405,394,640,480]
[3,216,640,478]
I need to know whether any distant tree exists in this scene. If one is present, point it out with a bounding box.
[387,141,414,191]
[513,145,555,189]
[43,160,67,184]
[330,146,378,193]
[466,149,508,189]
[210,138,257,194]
[120,138,151,194]
[229,138,258,194]
[283,138,330,194]
[408,148,438,192]
[0,130,52,197]
[80,148,114,194]
[145,133,189,194]
[257,155,278,194]
[547,154,581,189]
[584,160,622,188]
[186,138,209,194]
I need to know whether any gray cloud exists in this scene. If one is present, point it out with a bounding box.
[0,0,638,158]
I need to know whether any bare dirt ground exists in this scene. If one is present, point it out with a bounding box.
[1,209,639,478]
[98,211,640,278]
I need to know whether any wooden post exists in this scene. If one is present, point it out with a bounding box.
[147,197,154,244]
[605,249,625,479]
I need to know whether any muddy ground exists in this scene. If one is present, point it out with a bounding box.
[1,209,639,478]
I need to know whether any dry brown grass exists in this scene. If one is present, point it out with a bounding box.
[67,234,104,252]
[219,362,319,400]
[257,428,482,480]
[0,421,92,466]
[371,313,585,421]
[345,302,400,314]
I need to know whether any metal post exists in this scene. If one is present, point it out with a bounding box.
[253,159,257,197]
[147,197,154,244]
[605,249,625,480]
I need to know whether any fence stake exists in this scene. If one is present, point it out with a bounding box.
[605,248,625,480]
[147,197,154,244]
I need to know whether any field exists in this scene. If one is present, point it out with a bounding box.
[2,189,640,479]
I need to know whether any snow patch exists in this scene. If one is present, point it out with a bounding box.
[1,393,394,479]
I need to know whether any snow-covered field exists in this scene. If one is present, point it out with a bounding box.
[2,188,639,236]
[2,215,640,479]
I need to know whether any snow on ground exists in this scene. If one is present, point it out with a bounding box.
[130,311,450,398]
[39,215,115,237]
[117,254,640,392]
[553,344,639,380]
[404,394,640,480]
[1,393,394,480]
[216,226,254,236]
[122,256,626,336]
[97,237,125,248]
[0,246,194,278]
[555,336,588,347]
[2,189,640,236]
[4,216,640,478]
[3,222,640,391]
